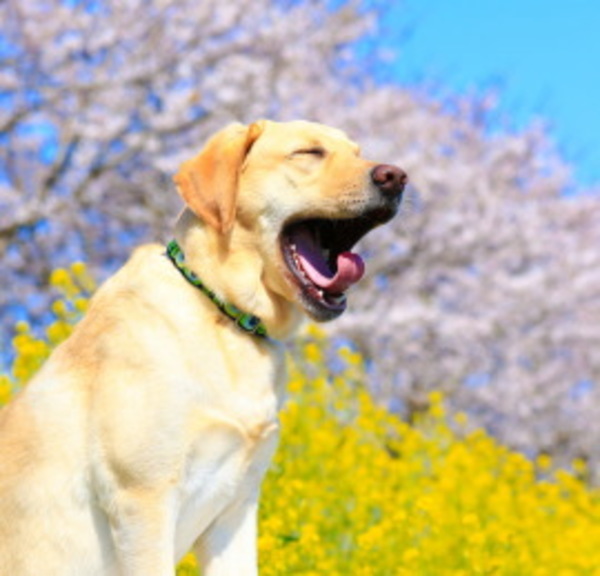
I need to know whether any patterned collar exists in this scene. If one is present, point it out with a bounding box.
[165,240,269,339]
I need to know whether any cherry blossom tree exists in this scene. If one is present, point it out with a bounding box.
[1,0,599,472]
[0,0,373,328]
[331,93,600,472]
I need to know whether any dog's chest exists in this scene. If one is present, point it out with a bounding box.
[170,333,287,556]
[173,400,280,557]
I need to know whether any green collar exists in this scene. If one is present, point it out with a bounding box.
[166,240,269,339]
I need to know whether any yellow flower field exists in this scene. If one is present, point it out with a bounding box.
[2,265,600,575]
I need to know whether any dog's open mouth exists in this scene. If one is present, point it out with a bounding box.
[281,212,390,321]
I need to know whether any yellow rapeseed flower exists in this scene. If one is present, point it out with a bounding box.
[0,375,12,406]
[3,266,600,576]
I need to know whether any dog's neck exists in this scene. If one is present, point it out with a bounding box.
[173,209,303,340]
[166,239,269,338]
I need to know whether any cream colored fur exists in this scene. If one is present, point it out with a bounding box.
[0,120,389,575]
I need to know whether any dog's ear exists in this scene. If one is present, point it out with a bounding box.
[173,121,265,234]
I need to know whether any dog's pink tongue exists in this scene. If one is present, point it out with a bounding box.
[292,228,365,293]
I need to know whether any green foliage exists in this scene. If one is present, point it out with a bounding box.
[3,269,600,576]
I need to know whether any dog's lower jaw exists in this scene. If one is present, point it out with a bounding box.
[266,296,305,340]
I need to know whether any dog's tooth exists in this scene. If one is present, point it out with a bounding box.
[295,259,304,276]
[329,293,346,305]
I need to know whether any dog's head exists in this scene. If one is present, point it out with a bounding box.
[174,120,406,322]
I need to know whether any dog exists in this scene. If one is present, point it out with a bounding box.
[0,120,406,575]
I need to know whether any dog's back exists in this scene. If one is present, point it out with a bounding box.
[0,245,181,574]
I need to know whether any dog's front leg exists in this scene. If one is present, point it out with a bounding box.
[109,488,177,576]
[193,495,260,576]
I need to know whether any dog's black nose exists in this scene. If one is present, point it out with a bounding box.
[371,164,407,199]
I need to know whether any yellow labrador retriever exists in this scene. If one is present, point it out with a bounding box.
[0,120,406,575]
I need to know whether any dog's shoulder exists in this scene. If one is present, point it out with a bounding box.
[84,242,185,321]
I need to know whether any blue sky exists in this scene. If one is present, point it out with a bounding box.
[382,0,600,187]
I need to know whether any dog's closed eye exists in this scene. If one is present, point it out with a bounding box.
[292,147,327,159]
